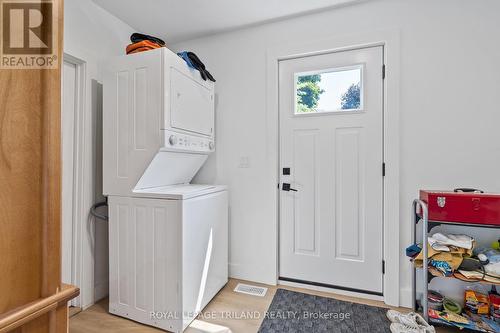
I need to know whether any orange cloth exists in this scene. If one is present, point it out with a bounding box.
[128,47,155,55]
[126,40,163,54]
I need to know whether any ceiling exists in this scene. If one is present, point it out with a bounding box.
[93,0,364,43]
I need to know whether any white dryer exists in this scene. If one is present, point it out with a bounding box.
[103,48,228,332]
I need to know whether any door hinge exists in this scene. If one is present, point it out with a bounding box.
[382,162,386,177]
[382,64,386,79]
[382,260,386,274]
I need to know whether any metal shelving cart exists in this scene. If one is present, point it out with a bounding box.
[411,199,500,332]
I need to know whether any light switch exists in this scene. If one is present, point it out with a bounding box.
[238,156,250,168]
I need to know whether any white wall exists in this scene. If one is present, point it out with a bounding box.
[171,0,500,306]
[65,0,134,61]
[64,0,134,309]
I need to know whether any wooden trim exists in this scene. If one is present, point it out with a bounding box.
[41,0,64,298]
[0,284,79,333]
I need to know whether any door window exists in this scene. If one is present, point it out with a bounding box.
[294,65,363,114]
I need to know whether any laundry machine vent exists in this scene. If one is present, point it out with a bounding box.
[234,283,268,297]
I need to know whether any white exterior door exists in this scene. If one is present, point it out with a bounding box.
[279,46,384,295]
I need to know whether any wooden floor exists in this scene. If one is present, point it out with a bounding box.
[69,306,82,318]
[70,279,456,332]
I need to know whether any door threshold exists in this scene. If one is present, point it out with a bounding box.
[279,277,384,301]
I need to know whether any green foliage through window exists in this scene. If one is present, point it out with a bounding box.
[296,75,324,113]
[340,83,361,110]
[295,69,361,113]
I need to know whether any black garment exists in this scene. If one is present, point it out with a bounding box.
[130,33,165,47]
[187,52,215,82]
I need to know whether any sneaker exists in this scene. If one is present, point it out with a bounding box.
[390,323,426,333]
[387,309,410,323]
[386,310,435,333]
[408,313,435,333]
[386,310,420,325]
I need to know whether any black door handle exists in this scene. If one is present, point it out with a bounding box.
[282,183,298,192]
[453,188,484,193]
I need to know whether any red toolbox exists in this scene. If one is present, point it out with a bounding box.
[420,189,500,226]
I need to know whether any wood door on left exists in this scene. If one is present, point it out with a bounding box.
[0,0,78,331]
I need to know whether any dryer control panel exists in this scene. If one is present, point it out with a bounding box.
[161,130,214,153]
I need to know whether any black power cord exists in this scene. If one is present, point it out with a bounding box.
[90,201,108,221]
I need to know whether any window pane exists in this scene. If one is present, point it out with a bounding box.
[295,66,362,114]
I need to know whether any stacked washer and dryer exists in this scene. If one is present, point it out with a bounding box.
[103,48,228,332]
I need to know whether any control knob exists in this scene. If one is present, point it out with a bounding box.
[168,135,177,145]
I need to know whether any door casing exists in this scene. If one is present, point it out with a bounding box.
[62,54,85,307]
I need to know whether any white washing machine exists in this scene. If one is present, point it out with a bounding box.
[103,48,228,332]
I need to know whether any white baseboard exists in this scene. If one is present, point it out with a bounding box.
[228,263,277,286]
[94,280,109,303]
[399,287,413,309]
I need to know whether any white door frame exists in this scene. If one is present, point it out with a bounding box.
[63,53,86,307]
[266,30,401,306]
[63,49,104,309]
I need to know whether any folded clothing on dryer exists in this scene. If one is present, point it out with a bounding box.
[126,39,163,55]
[130,32,165,46]
[177,51,216,82]
[126,33,166,55]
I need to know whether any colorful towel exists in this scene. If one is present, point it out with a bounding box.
[126,40,163,55]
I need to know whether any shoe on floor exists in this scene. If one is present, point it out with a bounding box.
[386,310,420,326]
[386,310,435,333]
[390,323,426,333]
[409,312,435,333]
[387,309,409,323]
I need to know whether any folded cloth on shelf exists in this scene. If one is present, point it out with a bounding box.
[466,312,500,333]
[429,309,498,332]
[485,261,500,277]
[414,243,472,272]
[430,260,453,276]
[126,40,162,54]
[457,269,500,284]
[473,248,500,277]
[429,233,474,251]
[475,247,500,264]
[428,309,469,325]
[406,243,422,258]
